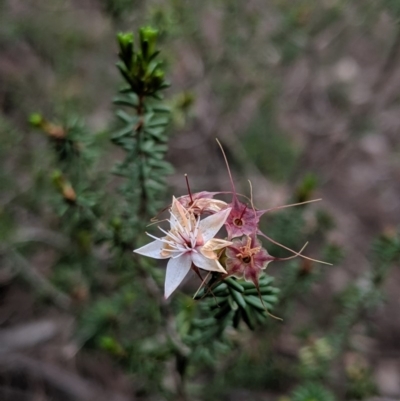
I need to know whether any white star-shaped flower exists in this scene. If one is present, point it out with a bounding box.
[134,197,232,298]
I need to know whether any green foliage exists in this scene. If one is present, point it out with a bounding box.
[26,31,174,393]
[112,28,173,244]
[295,173,318,203]
[345,363,377,400]
[194,275,280,332]
[371,231,400,285]
[298,337,334,379]
[262,208,305,258]
[291,382,336,401]
[116,27,169,97]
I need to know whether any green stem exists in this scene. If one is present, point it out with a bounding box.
[136,94,148,218]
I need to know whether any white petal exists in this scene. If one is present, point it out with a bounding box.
[198,207,231,242]
[134,239,168,259]
[192,252,227,273]
[164,253,192,298]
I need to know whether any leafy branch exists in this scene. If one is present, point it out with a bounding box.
[112,28,173,246]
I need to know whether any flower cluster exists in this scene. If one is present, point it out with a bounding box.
[134,142,324,299]
[134,198,232,298]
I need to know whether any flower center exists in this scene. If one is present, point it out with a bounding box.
[233,203,249,227]
[233,218,244,227]
[235,236,261,264]
[242,256,251,263]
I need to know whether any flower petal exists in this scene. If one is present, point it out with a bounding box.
[226,258,246,278]
[134,239,168,259]
[244,268,259,283]
[198,207,231,242]
[170,196,196,230]
[178,192,228,214]
[203,238,233,251]
[192,252,227,273]
[164,253,192,298]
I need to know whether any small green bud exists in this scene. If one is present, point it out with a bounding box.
[51,170,76,202]
[117,32,134,68]
[153,69,164,79]
[51,170,64,189]
[29,113,44,127]
[139,26,158,58]
[98,336,125,356]
[117,32,134,49]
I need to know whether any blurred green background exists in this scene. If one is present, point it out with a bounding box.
[1,0,400,400]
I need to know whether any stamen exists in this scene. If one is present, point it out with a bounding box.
[258,231,332,265]
[193,272,211,299]
[247,179,260,221]
[146,232,176,247]
[157,227,182,244]
[185,174,194,204]
[216,138,238,201]
[276,242,308,261]
[192,216,201,243]
[177,231,188,243]
[146,217,169,227]
[170,213,185,233]
[264,198,322,213]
